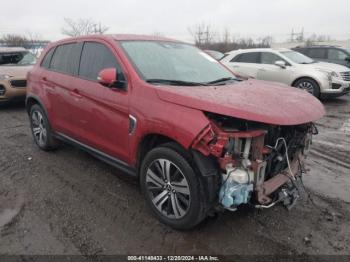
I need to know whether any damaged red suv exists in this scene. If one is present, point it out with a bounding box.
[26,35,325,229]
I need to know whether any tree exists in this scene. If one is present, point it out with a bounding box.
[187,23,271,52]
[0,34,28,47]
[61,18,109,37]
[305,34,332,46]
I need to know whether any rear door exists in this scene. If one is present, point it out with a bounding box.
[41,42,81,135]
[72,41,130,162]
[227,52,261,78]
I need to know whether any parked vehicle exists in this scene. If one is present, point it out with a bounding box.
[293,45,350,68]
[204,50,225,60]
[221,48,350,98]
[0,47,36,105]
[26,35,324,229]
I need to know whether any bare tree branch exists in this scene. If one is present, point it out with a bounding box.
[0,34,28,47]
[188,23,272,52]
[61,18,109,37]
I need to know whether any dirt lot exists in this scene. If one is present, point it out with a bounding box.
[0,95,350,256]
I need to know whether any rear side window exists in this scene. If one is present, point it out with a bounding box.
[50,43,80,75]
[41,48,55,69]
[308,48,326,59]
[232,52,260,63]
[79,42,122,81]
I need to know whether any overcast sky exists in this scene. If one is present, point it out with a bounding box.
[0,0,349,43]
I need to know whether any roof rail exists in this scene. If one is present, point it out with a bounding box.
[306,45,340,48]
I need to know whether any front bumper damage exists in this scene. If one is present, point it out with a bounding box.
[191,119,313,211]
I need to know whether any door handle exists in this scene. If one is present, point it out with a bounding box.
[42,77,55,88]
[70,89,82,99]
[258,68,267,72]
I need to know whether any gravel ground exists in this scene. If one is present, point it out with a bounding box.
[0,95,349,256]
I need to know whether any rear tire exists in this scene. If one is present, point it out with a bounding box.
[29,104,59,151]
[140,145,208,229]
[293,78,320,98]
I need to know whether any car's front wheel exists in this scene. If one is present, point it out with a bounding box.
[140,145,207,229]
[29,104,58,151]
[293,78,320,98]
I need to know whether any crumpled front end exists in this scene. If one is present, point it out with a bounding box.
[191,112,316,211]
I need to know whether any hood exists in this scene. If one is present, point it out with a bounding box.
[0,65,32,78]
[155,79,325,126]
[312,61,349,73]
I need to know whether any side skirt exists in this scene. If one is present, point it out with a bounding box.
[54,133,137,177]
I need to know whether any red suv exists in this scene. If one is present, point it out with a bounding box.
[26,35,325,229]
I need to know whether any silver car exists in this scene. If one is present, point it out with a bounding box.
[221,48,350,98]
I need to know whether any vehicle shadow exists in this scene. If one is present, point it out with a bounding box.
[0,100,26,110]
[321,94,349,106]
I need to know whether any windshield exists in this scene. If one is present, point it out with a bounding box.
[0,51,36,66]
[119,41,234,84]
[281,51,315,64]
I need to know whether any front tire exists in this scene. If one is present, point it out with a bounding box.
[293,78,320,98]
[140,146,206,229]
[29,104,58,151]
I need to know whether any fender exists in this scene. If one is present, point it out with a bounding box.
[26,94,49,116]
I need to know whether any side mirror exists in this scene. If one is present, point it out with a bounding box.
[97,68,126,89]
[275,60,287,68]
[345,57,350,62]
[98,68,117,87]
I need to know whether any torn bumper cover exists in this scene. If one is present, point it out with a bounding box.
[191,120,313,210]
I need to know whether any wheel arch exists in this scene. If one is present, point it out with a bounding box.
[26,95,48,116]
[135,132,219,177]
[291,76,321,88]
[136,133,184,172]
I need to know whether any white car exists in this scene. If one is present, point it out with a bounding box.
[221,48,350,98]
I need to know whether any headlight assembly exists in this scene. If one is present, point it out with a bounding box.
[0,74,11,80]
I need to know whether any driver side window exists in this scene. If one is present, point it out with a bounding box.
[328,49,348,61]
[79,42,124,82]
[260,52,284,65]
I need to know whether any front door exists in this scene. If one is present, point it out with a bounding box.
[256,52,293,85]
[327,48,350,68]
[71,41,130,163]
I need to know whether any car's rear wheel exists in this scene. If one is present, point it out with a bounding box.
[29,104,58,151]
[140,145,207,229]
[293,78,320,98]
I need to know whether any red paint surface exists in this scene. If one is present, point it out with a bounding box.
[156,79,325,126]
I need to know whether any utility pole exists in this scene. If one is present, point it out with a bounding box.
[290,28,304,43]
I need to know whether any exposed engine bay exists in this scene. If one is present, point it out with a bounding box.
[192,112,317,211]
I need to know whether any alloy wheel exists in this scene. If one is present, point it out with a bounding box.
[31,110,47,147]
[298,81,314,94]
[146,159,191,219]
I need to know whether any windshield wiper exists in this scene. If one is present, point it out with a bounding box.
[206,77,237,85]
[146,79,208,86]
